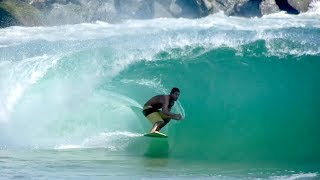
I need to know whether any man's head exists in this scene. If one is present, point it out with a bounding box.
[170,87,180,101]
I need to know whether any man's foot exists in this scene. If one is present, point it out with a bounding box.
[150,130,160,133]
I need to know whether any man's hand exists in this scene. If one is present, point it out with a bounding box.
[174,114,183,120]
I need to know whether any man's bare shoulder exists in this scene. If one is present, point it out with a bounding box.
[150,94,169,103]
[152,94,166,101]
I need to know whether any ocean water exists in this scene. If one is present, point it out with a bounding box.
[1,3,320,179]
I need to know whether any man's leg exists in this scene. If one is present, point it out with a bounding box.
[155,118,170,131]
[151,121,165,133]
[145,111,165,133]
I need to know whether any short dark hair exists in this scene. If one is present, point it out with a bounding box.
[170,87,180,94]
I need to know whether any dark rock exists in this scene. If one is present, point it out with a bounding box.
[201,0,312,17]
[0,7,20,28]
[275,0,299,14]
[0,0,43,27]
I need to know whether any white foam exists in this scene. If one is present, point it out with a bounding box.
[0,13,318,61]
[54,131,142,150]
[54,144,81,150]
[0,12,319,48]
[0,55,62,122]
[271,172,318,180]
[0,103,8,123]
[304,0,320,15]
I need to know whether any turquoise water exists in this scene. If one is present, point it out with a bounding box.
[1,7,320,179]
[1,149,319,179]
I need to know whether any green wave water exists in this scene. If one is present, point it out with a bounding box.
[1,11,320,169]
